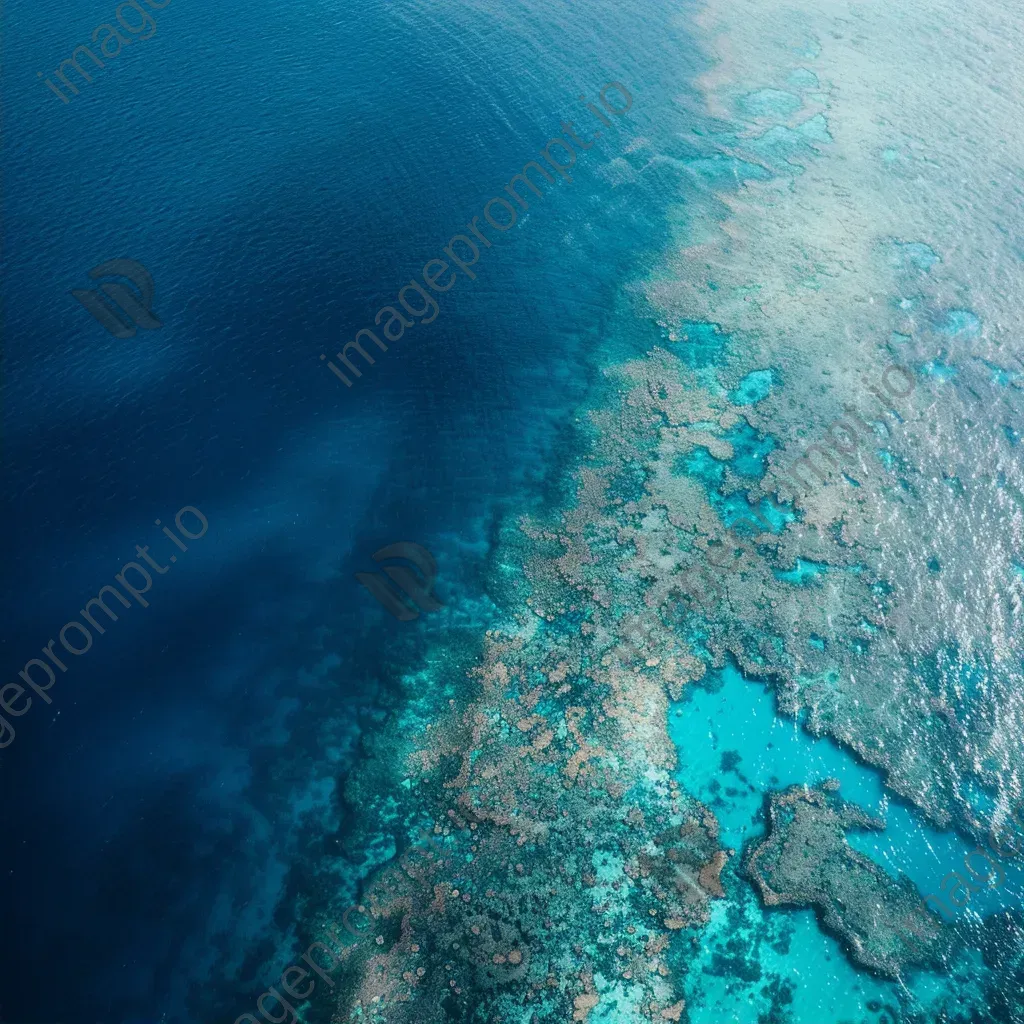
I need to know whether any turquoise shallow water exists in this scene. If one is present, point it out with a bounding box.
[672,666,1024,1022]
[671,666,905,1021]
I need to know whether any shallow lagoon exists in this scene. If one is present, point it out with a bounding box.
[672,665,1023,1022]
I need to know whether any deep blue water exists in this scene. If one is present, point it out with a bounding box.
[1,1,706,1021]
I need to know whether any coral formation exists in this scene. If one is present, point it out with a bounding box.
[652,0,1024,849]
[323,331,968,1020]
[744,781,946,977]
[329,581,727,1022]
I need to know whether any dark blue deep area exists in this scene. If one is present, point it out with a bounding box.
[0,1,704,1021]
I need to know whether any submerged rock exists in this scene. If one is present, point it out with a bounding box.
[744,780,947,977]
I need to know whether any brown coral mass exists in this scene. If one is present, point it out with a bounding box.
[745,781,947,977]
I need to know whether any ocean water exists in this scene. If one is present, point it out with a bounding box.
[3,0,1024,1022]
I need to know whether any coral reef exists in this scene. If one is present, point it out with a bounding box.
[324,330,960,1020]
[329,584,728,1022]
[744,781,946,977]
[650,0,1024,848]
